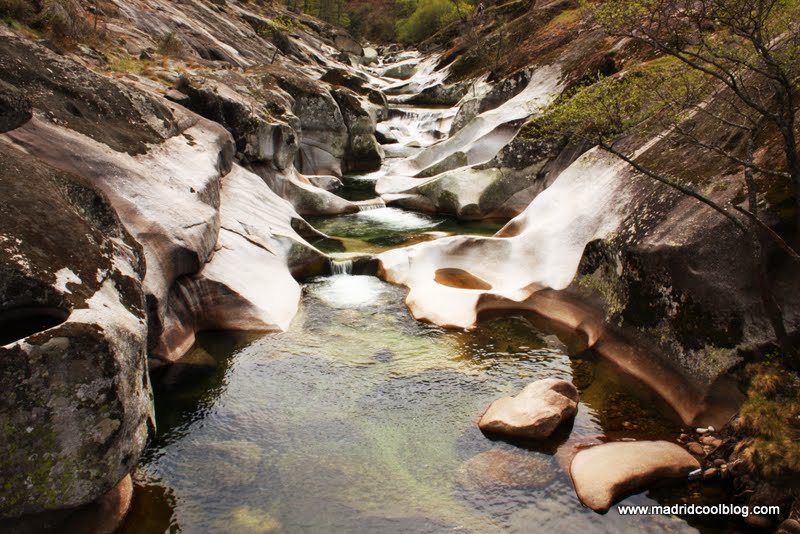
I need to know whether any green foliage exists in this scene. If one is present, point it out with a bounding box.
[737,362,800,477]
[525,59,708,146]
[395,0,468,44]
[550,7,581,25]
[588,0,800,93]
[107,53,152,74]
[270,15,301,32]
[577,271,624,316]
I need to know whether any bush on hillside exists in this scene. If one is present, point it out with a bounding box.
[396,0,470,44]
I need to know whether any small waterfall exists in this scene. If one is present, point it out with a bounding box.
[356,198,386,211]
[330,258,354,275]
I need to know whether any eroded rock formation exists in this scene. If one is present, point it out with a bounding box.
[0,4,365,517]
[0,143,150,518]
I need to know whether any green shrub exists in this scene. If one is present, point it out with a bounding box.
[737,362,800,477]
[396,0,467,44]
[158,31,186,57]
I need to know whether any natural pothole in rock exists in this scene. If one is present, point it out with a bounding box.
[434,268,493,290]
[0,306,70,346]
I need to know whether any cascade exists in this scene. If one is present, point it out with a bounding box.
[355,198,387,211]
[329,258,354,275]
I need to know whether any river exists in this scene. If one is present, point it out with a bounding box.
[119,71,738,534]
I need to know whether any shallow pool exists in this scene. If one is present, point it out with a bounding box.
[122,276,734,534]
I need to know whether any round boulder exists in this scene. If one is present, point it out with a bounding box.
[478,379,579,439]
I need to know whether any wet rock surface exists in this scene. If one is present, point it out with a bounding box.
[0,5,355,518]
[61,475,134,534]
[1,0,797,527]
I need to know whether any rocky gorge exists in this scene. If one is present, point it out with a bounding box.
[1,0,799,532]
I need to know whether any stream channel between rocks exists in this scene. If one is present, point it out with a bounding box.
[121,97,739,534]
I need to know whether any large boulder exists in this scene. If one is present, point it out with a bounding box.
[176,73,299,169]
[258,64,349,176]
[362,46,378,65]
[251,163,358,216]
[331,88,384,173]
[159,165,329,358]
[450,70,534,136]
[384,136,576,220]
[478,379,579,439]
[173,69,357,216]
[0,143,151,518]
[333,33,363,56]
[570,441,701,513]
[61,475,134,534]
[0,34,178,155]
[382,61,418,80]
[0,35,234,363]
[385,65,561,178]
[404,81,471,106]
[0,79,31,133]
[321,68,387,107]
[377,137,760,428]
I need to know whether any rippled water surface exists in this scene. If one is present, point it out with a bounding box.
[123,275,735,534]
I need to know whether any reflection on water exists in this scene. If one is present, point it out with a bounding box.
[124,276,736,534]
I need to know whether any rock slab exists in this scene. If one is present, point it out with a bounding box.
[570,440,701,513]
[478,379,579,439]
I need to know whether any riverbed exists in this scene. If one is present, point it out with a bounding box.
[121,93,737,534]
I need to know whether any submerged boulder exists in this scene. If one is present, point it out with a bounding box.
[61,475,134,534]
[456,449,556,492]
[478,379,579,439]
[570,440,700,513]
